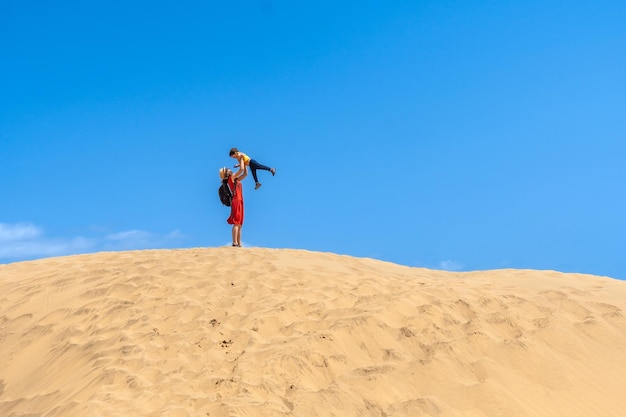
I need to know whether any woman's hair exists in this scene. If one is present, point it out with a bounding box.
[219,167,230,179]
[229,147,239,156]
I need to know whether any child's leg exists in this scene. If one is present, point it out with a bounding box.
[250,159,271,171]
[249,166,259,183]
[249,160,271,183]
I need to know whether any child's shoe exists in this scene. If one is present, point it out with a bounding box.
[255,182,262,190]
[270,168,276,176]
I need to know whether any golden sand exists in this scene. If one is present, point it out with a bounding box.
[1,248,625,416]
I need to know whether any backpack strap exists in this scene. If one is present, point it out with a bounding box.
[225,178,236,196]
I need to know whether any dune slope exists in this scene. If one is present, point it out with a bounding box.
[1,248,625,417]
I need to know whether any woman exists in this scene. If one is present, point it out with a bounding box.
[220,167,246,247]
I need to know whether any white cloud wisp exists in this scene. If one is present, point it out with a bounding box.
[0,222,184,262]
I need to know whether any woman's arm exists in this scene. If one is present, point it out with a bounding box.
[233,155,244,177]
[234,163,248,181]
[235,172,247,182]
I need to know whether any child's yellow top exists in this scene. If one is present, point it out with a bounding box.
[238,152,251,165]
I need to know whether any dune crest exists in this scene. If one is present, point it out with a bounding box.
[1,248,625,417]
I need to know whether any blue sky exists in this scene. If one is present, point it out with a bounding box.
[1,1,625,280]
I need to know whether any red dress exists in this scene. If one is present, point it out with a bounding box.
[226,177,244,225]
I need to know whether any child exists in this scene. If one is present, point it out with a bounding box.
[230,147,276,190]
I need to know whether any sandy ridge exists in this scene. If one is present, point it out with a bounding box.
[1,248,625,416]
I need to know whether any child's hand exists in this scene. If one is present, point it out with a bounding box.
[233,164,240,168]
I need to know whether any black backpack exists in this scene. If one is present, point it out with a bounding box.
[218,179,233,206]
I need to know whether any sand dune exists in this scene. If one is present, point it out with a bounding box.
[1,248,625,417]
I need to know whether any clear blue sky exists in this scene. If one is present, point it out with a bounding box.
[2,1,625,280]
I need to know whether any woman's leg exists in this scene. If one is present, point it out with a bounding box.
[231,225,238,246]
